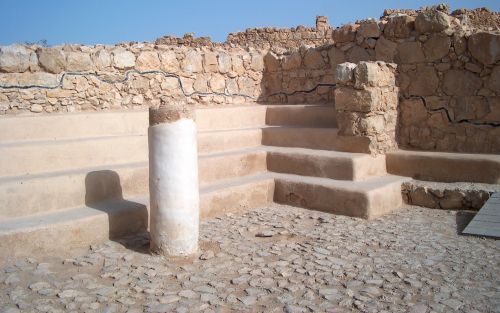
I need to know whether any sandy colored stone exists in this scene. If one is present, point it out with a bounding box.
[346,46,371,63]
[149,104,194,125]
[159,51,179,72]
[217,52,231,74]
[333,24,358,43]
[397,41,425,63]
[112,49,135,69]
[0,44,31,73]
[442,70,482,96]
[383,15,415,38]
[358,20,380,38]
[487,66,500,93]
[468,32,500,65]
[423,34,451,62]
[250,53,264,71]
[327,46,345,67]
[375,36,397,62]
[66,52,93,72]
[408,65,439,96]
[37,48,66,73]
[136,51,161,70]
[282,51,301,70]
[263,52,280,72]
[415,10,451,33]
[91,49,111,69]
[354,61,396,89]
[204,51,218,72]
[182,50,203,73]
[209,74,225,92]
[303,49,324,69]
[335,62,357,84]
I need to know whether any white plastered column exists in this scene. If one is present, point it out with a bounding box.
[148,104,199,257]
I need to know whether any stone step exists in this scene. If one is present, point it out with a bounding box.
[386,150,500,184]
[197,127,262,154]
[0,104,335,143]
[0,148,267,219]
[0,135,148,177]
[0,162,149,219]
[0,196,150,264]
[0,110,149,143]
[0,174,275,263]
[273,173,408,219]
[266,146,386,181]
[199,148,267,186]
[265,104,336,128]
[262,127,339,150]
[196,105,267,131]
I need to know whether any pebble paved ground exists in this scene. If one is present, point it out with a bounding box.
[1,204,499,313]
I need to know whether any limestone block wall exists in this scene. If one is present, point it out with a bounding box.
[334,61,399,154]
[0,43,267,114]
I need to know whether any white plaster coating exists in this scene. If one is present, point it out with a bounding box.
[148,118,200,256]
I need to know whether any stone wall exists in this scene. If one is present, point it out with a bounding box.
[334,61,399,154]
[259,8,500,153]
[0,7,499,153]
[227,16,333,49]
[0,44,267,114]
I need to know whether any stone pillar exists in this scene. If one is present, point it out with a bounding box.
[148,104,199,257]
[316,16,330,31]
[334,61,399,154]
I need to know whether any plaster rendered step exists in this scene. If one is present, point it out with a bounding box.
[386,150,500,184]
[199,148,267,186]
[197,127,262,154]
[0,110,149,143]
[0,196,149,264]
[262,126,339,150]
[266,146,386,181]
[0,148,268,219]
[0,174,275,263]
[265,104,336,127]
[0,135,148,177]
[0,162,149,219]
[273,173,408,219]
[195,105,267,131]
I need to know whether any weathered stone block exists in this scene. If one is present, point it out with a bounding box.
[397,41,425,63]
[415,10,451,33]
[357,20,380,38]
[282,51,301,70]
[442,70,482,96]
[159,51,179,72]
[303,49,324,69]
[182,50,203,73]
[136,51,161,70]
[66,52,93,72]
[423,34,451,62]
[333,24,358,43]
[374,36,397,62]
[354,61,396,89]
[408,65,439,96]
[38,48,66,73]
[383,15,414,39]
[0,45,31,73]
[468,32,500,65]
[204,51,218,72]
[335,62,357,84]
[92,49,111,69]
[112,49,136,70]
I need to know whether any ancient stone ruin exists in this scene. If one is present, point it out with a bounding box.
[0,4,499,312]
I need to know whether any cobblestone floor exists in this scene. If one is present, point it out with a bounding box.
[1,205,499,313]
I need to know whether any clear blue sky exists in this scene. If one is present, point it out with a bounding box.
[0,0,498,46]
